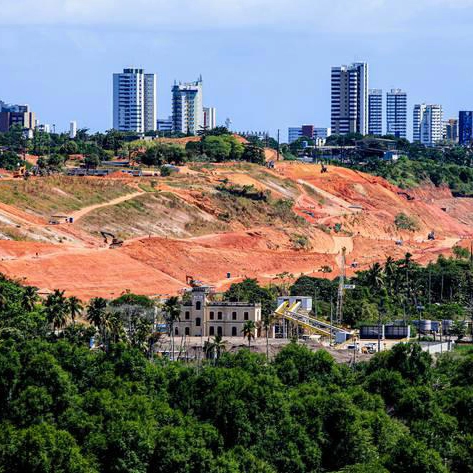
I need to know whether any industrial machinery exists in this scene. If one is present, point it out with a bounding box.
[185,275,203,287]
[13,166,26,179]
[427,230,436,241]
[321,163,328,173]
[100,231,123,249]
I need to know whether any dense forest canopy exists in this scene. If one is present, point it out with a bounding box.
[0,269,473,473]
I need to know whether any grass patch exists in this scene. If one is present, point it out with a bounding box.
[0,176,132,216]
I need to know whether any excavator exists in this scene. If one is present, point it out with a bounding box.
[186,275,203,287]
[427,230,436,241]
[320,163,328,173]
[100,231,123,249]
[13,166,27,179]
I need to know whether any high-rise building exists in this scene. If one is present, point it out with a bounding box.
[459,111,473,145]
[331,62,369,135]
[0,102,35,132]
[287,126,331,144]
[172,76,204,135]
[113,68,157,133]
[69,120,77,139]
[368,89,383,136]
[386,89,407,139]
[443,118,458,143]
[413,104,442,146]
[203,107,216,130]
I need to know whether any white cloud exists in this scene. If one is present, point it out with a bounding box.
[0,0,471,31]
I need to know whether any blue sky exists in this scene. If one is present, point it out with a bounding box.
[1,0,473,140]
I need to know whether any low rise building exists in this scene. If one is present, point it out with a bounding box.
[175,286,262,337]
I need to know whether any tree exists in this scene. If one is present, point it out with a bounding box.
[44,290,69,334]
[205,334,226,362]
[450,320,467,341]
[242,320,256,348]
[242,144,265,165]
[163,296,181,360]
[86,297,108,344]
[67,296,83,326]
[21,286,38,312]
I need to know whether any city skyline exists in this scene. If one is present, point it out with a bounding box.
[2,1,473,136]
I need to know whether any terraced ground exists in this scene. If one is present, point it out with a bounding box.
[0,161,471,299]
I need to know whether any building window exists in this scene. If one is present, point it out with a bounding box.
[175,327,179,335]
[185,327,190,336]
[232,311,237,320]
[244,312,249,320]
[232,327,237,336]
[185,311,190,320]
[217,326,223,336]
[196,301,201,310]
[196,317,201,327]
[217,311,222,320]
[209,326,215,336]
[210,311,214,320]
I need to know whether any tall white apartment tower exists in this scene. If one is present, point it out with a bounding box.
[69,120,77,139]
[386,89,407,139]
[172,76,204,135]
[413,104,443,146]
[113,68,157,133]
[203,107,217,130]
[331,62,369,135]
[368,89,383,136]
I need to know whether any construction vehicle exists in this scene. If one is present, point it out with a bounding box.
[100,231,123,249]
[395,239,403,246]
[427,230,436,241]
[321,163,328,173]
[186,275,203,287]
[13,166,26,179]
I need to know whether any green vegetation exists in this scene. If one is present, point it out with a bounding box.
[1,274,473,472]
[0,176,132,216]
[394,212,420,232]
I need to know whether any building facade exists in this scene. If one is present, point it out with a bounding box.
[368,89,383,136]
[157,116,173,133]
[175,287,262,338]
[443,118,458,143]
[413,104,442,146]
[69,120,77,139]
[172,76,204,135]
[113,68,157,133]
[0,102,35,132]
[288,126,331,144]
[386,89,407,139]
[203,107,216,130]
[459,111,473,145]
[331,62,369,135]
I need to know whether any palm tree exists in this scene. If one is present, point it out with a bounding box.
[45,289,69,334]
[163,296,181,361]
[86,297,108,345]
[22,286,38,312]
[106,311,124,344]
[261,311,276,360]
[242,320,256,349]
[67,296,83,326]
[208,334,226,361]
[366,262,384,293]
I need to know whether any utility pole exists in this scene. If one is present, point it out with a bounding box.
[329,298,333,346]
[378,299,383,353]
[336,247,346,325]
[313,285,318,319]
[276,129,280,161]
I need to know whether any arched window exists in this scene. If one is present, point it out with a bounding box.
[232,327,237,336]
[209,326,215,336]
[185,327,190,336]
[244,312,249,320]
[174,327,179,335]
[217,326,223,336]
[196,301,201,310]
[196,317,201,327]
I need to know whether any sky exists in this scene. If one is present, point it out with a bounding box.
[1,0,473,140]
